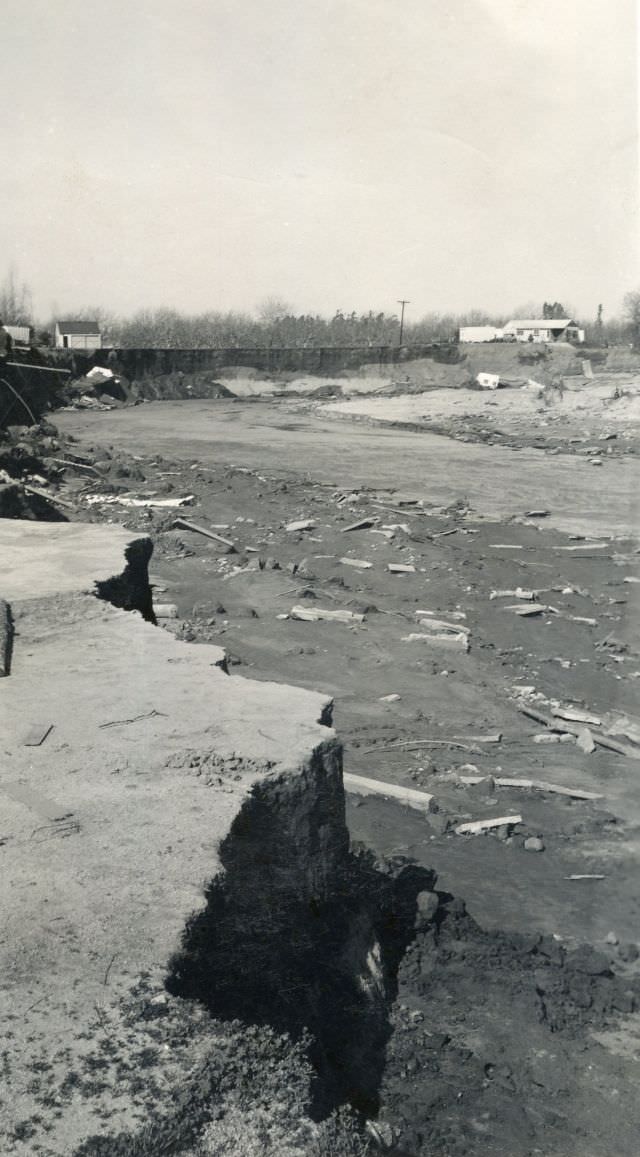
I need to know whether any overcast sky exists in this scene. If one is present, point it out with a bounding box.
[2,0,637,321]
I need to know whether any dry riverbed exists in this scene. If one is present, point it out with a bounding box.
[37,396,640,1155]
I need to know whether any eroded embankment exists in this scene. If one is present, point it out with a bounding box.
[0,519,431,1156]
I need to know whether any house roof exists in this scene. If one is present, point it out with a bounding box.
[56,320,101,335]
[505,318,574,330]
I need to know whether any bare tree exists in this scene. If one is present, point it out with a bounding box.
[623,290,640,347]
[0,266,33,325]
[256,297,294,324]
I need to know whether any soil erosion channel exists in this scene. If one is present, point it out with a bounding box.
[56,398,640,1156]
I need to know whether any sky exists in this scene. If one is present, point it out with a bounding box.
[1,0,637,322]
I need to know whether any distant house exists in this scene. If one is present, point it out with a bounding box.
[55,320,102,350]
[4,324,32,347]
[502,318,585,344]
[459,325,503,343]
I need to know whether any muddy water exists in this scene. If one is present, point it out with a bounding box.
[57,400,640,539]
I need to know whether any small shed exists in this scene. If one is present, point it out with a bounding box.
[459,325,503,343]
[55,320,102,350]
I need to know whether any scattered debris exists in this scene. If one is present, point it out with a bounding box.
[454,732,502,744]
[520,703,640,758]
[339,557,373,569]
[98,709,168,729]
[490,588,535,600]
[524,836,545,853]
[172,517,236,550]
[155,604,179,619]
[455,815,523,836]
[402,631,469,651]
[505,604,546,617]
[86,493,195,508]
[22,723,54,747]
[476,372,500,390]
[498,777,601,801]
[552,706,602,726]
[290,605,365,624]
[344,772,435,813]
[342,517,377,532]
[575,727,596,754]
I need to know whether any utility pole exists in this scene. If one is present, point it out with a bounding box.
[397,300,410,346]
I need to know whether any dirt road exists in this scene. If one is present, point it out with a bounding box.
[57,399,640,538]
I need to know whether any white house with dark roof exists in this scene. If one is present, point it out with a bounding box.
[501,318,585,343]
[55,320,102,350]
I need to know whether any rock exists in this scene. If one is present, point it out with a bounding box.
[576,727,596,754]
[617,942,640,963]
[605,931,619,946]
[567,945,612,976]
[425,812,450,835]
[524,836,545,853]
[285,518,316,532]
[414,891,439,929]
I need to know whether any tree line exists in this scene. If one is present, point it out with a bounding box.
[2,271,639,348]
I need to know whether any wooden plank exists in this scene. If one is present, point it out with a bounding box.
[172,517,235,550]
[455,814,522,835]
[343,773,435,813]
[290,605,365,624]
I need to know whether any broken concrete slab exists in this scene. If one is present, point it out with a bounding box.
[0,589,339,1153]
[0,519,152,603]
